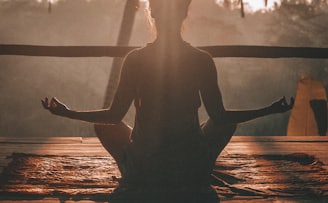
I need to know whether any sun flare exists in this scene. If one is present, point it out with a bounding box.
[216,0,277,12]
[215,0,317,12]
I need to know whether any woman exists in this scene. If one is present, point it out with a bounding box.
[42,0,293,202]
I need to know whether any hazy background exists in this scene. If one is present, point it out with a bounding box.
[1,0,327,137]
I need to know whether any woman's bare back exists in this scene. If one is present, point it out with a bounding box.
[125,41,213,144]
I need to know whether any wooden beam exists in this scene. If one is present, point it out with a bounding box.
[0,44,135,58]
[1,44,328,58]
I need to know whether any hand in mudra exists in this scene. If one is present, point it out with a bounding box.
[270,97,294,113]
[41,97,69,116]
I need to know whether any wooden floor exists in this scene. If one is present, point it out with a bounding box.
[0,136,327,203]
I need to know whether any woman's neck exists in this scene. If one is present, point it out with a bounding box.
[155,30,184,45]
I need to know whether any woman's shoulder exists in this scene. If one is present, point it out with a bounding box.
[124,47,143,59]
[181,42,213,61]
[192,47,213,60]
[124,42,213,62]
[123,44,153,61]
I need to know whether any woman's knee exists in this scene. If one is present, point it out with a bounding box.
[201,119,237,136]
[94,122,132,166]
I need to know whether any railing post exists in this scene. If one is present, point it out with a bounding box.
[103,0,138,108]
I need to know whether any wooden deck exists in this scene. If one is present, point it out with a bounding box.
[0,136,327,203]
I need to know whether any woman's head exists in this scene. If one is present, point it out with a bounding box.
[146,0,192,36]
[148,0,191,19]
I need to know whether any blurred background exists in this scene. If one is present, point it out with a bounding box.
[0,0,327,137]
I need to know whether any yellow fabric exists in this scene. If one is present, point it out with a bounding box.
[287,77,327,136]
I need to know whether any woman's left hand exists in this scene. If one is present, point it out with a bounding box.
[41,97,70,117]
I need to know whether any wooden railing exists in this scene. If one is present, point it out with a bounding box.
[1,44,328,58]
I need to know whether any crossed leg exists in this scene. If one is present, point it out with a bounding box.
[201,119,237,169]
[94,122,132,172]
[94,118,236,175]
[94,119,236,203]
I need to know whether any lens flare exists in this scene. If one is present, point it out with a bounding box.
[215,0,317,13]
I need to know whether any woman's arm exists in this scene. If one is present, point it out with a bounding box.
[200,54,294,125]
[42,52,137,125]
[41,97,121,124]
[221,97,294,124]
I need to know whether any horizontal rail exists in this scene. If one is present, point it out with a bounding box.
[1,44,328,58]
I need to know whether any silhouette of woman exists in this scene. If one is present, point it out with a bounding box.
[42,0,294,202]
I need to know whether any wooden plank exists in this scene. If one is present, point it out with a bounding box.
[1,136,327,144]
[224,146,328,154]
[0,199,327,203]
[0,137,327,203]
[0,144,107,157]
[221,197,328,202]
[1,141,327,154]
[0,137,82,144]
[1,137,327,161]
[0,200,106,203]
[230,136,328,142]
[0,198,327,203]
[2,144,326,156]
[1,44,328,58]
[1,138,327,159]
[0,143,101,151]
[226,142,328,148]
[81,137,101,144]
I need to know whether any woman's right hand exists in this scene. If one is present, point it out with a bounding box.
[269,96,294,114]
[41,97,70,117]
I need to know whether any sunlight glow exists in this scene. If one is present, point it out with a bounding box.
[36,0,93,3]
[244,0,278,12]
[37,0,59,3]
[215,0,278,12]
[215,0,317,12]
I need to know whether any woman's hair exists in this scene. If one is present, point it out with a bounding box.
[143,0,192,38]
[148,0,192,9]
[148,0,191,18]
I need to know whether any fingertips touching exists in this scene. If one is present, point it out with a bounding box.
[290,97,295,106]
[41,98,49,109]
[50,98,57,108]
